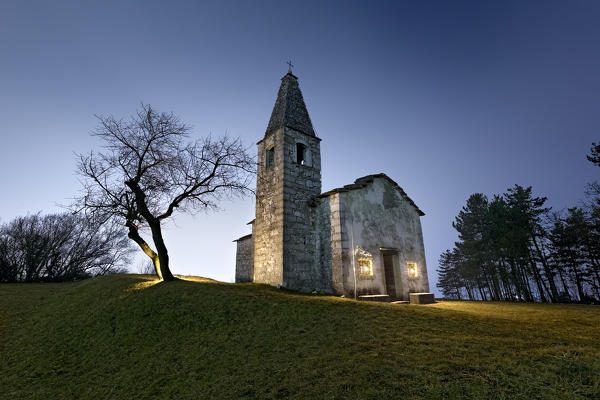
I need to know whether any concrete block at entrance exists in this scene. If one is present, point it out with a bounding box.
[409,292,435,304]
[358,294,390,302]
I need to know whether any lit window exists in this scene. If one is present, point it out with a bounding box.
[407,262,418,278]
[358,258,373,279]
[296,143,306,165]
[266,147,274,167]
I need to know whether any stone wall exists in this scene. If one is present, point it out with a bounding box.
[313,197,334,293]
[234,234,254,282]
[327,194,345,294]
[281,127,324,291]
[253,129,285,286]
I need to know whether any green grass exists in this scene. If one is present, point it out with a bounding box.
[1,275,599,399]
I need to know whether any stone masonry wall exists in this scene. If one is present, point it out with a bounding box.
[281,127,324,292]
[313,197,334,293]
[253,129,285,286]
[234,235,254,282]
[328,194,345,294]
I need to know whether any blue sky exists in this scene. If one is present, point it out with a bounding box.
[1,1,598,293]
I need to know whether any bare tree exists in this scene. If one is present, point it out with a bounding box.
[75,104,255,281]
[0,213,132,282]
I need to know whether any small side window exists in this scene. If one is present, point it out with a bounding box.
[296,143,306,165]
[358,258,374,279]
[407,262,418,278]
[266,147,274,167]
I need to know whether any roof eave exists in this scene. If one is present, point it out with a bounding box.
[318,173,425,216]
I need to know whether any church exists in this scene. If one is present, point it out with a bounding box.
[234,70,430,300]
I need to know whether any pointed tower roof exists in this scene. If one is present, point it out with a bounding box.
[265,72,315,137]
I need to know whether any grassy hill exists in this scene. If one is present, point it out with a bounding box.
[0,275,598,399]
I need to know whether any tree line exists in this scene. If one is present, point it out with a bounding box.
[437,143,600,303]
[0,213,132,282]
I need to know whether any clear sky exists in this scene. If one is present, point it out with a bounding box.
[1,1,598,293]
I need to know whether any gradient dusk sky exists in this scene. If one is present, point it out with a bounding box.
[1,1,599,293]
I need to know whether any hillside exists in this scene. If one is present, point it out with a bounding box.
[0,275,598,399]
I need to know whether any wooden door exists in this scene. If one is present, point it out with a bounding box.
[383,254,396,298]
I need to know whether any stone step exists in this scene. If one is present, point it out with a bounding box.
[409,292,435,304]
[358,294,390,302]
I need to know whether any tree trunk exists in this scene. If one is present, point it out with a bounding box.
[476,278,487,300]
[508,259,524,301]
[499,258,513,301]
[582,236,600,299]
[482,265,499,301]
[148,220,175,281]
[530,258,548,303]
[126,221,174,281]
[585,256,600,300]
[570,264,586,302]
[489,265,502,301]
[466,285,474,300]
[125,181,176,281]
[522,267,534,302]
[556,267,572,302]
[532,237,559,302]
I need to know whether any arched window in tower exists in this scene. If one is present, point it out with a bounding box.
[266,146,274,167]
[296,143,307,165]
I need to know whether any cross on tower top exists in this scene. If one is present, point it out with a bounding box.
[286,60,294,73]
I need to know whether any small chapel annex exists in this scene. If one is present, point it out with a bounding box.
[234,71,430,300]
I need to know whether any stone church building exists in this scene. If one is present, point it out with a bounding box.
[235,71,430,300]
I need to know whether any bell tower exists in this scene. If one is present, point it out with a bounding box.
[253,71,322,289]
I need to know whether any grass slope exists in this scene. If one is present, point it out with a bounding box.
[0,275,599,399]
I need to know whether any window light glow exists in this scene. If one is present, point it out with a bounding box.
[407,262,418,278]
[358,258,373,278]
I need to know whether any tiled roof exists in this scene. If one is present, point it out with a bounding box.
[233,234,252,242]
[265,72,315,137]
